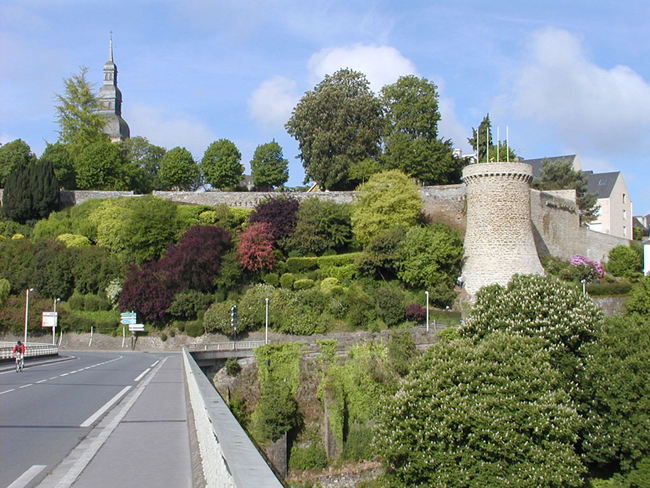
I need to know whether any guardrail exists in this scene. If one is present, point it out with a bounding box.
[182,347,282,488]
[186,341,265,352]
[0,342,59,360]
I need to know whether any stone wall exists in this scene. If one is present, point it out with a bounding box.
[152,190,357,207]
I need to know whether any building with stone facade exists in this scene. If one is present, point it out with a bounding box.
[98,37,130,142]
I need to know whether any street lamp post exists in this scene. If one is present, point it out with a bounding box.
[265,298,269,345]
[52,298,61,345]
[581,279,586,295]
[24,288,34,345]
[425,291,430,332]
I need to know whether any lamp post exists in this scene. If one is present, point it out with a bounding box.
[425,291,430,332]
[265,298,269,345]
[24,288,34,345]
[52,298,61,345]
[581,279,586,295]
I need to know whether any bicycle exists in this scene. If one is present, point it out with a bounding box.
[15,353,24,372]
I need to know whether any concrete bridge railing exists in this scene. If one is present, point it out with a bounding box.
[182,346,283,488]
[0,342,58,361]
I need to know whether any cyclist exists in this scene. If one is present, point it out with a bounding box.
[13,340,25,372]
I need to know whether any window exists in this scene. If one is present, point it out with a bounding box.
[623,209,627,220]
[623,193,627,204]
[623,226,627,237]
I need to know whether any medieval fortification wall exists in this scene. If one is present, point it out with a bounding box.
[1,176,627,295]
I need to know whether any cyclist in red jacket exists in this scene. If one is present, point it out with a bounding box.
[13,340,25,356]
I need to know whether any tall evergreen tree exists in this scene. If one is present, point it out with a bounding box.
[468,113,517,163]
[54,67,109,159]
[2,161,60,223]
[0,139,36,187]
[39,142,76,189]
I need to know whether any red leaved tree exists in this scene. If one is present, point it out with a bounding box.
[158,225,231,293]
[119,263,174,323]
[236,222,276,272]
[248,196,299,243]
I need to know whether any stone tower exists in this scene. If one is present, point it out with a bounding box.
[98,36,130,142]
[461,162,544,298]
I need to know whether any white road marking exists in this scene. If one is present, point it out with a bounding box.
[19,384,33,389]
[36,379,47,384]
[133,368,150,382]
[150,359,160,368]
[49,376,58,380]
[52,357,168,488]
[80,386,132,428]
[7,464,47,488]
[60,373,69,377]
[0,388,16,395]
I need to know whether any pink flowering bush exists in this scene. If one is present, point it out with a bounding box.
[569,254,604,283]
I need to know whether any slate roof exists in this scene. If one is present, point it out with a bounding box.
[522,155,579,178]
[585,171,621,199]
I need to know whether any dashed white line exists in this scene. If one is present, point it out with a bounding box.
[1,388,16,395]
[133,368,150,382]
[36,379,47,384]
[7,464,47,488]
[19,384,33,389]
[80,386,132,428]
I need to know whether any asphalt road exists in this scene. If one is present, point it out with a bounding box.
[0,351,172,488]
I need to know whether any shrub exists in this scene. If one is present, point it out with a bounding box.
[388,329,417,376]
[280,273,296,289]
[286,256,319,274]
[585,281,633,296]
[166,291,213,320]
[248,196,300,245]
[262,273,279,287]
[320,277,341,294]
[203,299,238,335]
[57,233,91,248]
[293,278,315,290]
[570,254,604,283]
[225,357,241,376]
[606,244,643,278]
[84,294,110,312]
[119,263,174,323]
[185,321,204,337]
[67,295,85,311]
[158,332,168,342]
[289,440,328,471]
[404,303,425,323]
[368,282,405,327]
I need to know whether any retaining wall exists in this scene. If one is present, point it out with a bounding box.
[182,347,283,488]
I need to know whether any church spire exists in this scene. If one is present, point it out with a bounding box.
[98,34,130,141]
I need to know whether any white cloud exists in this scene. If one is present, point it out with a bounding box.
[503,27,650,156]
[438,96,470,152]
[125,103,215,158]
[247,76,299,130]
[307,44,418,93]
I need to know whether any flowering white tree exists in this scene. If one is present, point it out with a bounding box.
[375,332,584,487]
[460,274,603,383]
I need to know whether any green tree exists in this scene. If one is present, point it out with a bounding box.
[532,158,599,224]
[39,142,76,189]
[122,196,179,263]
[0,278,10,307]
[201,139,244,190]
[250,140,289,190]
[460,274,603,383]
[287,198,353,255]
[0,139,36,187]
[395,223,464,290]
[376,332,584,487]
[606,244,643,278]
[380,75,465,185]
[286,69,383,190]
[579,315,650,474]
[54,67,108,158]
[119,136,167,191]
[468,113,517,163]
[158,147,201,191]
[75,140,128,190]
[351,170,422,246]
[624,275,650,317]
[2,160,60,224]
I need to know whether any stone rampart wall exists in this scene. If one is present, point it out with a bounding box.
[152,190,357,207]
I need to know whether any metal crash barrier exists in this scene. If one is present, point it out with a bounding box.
[0,342,59,361]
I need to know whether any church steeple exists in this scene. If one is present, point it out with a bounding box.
[98,34,130,141]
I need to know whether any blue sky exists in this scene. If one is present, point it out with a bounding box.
[2,0,650,212]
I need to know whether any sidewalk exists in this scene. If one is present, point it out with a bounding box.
[38,354,193,488]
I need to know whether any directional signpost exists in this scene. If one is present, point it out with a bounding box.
[120,312,141,350]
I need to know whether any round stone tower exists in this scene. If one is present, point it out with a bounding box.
[461,162,544,298]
